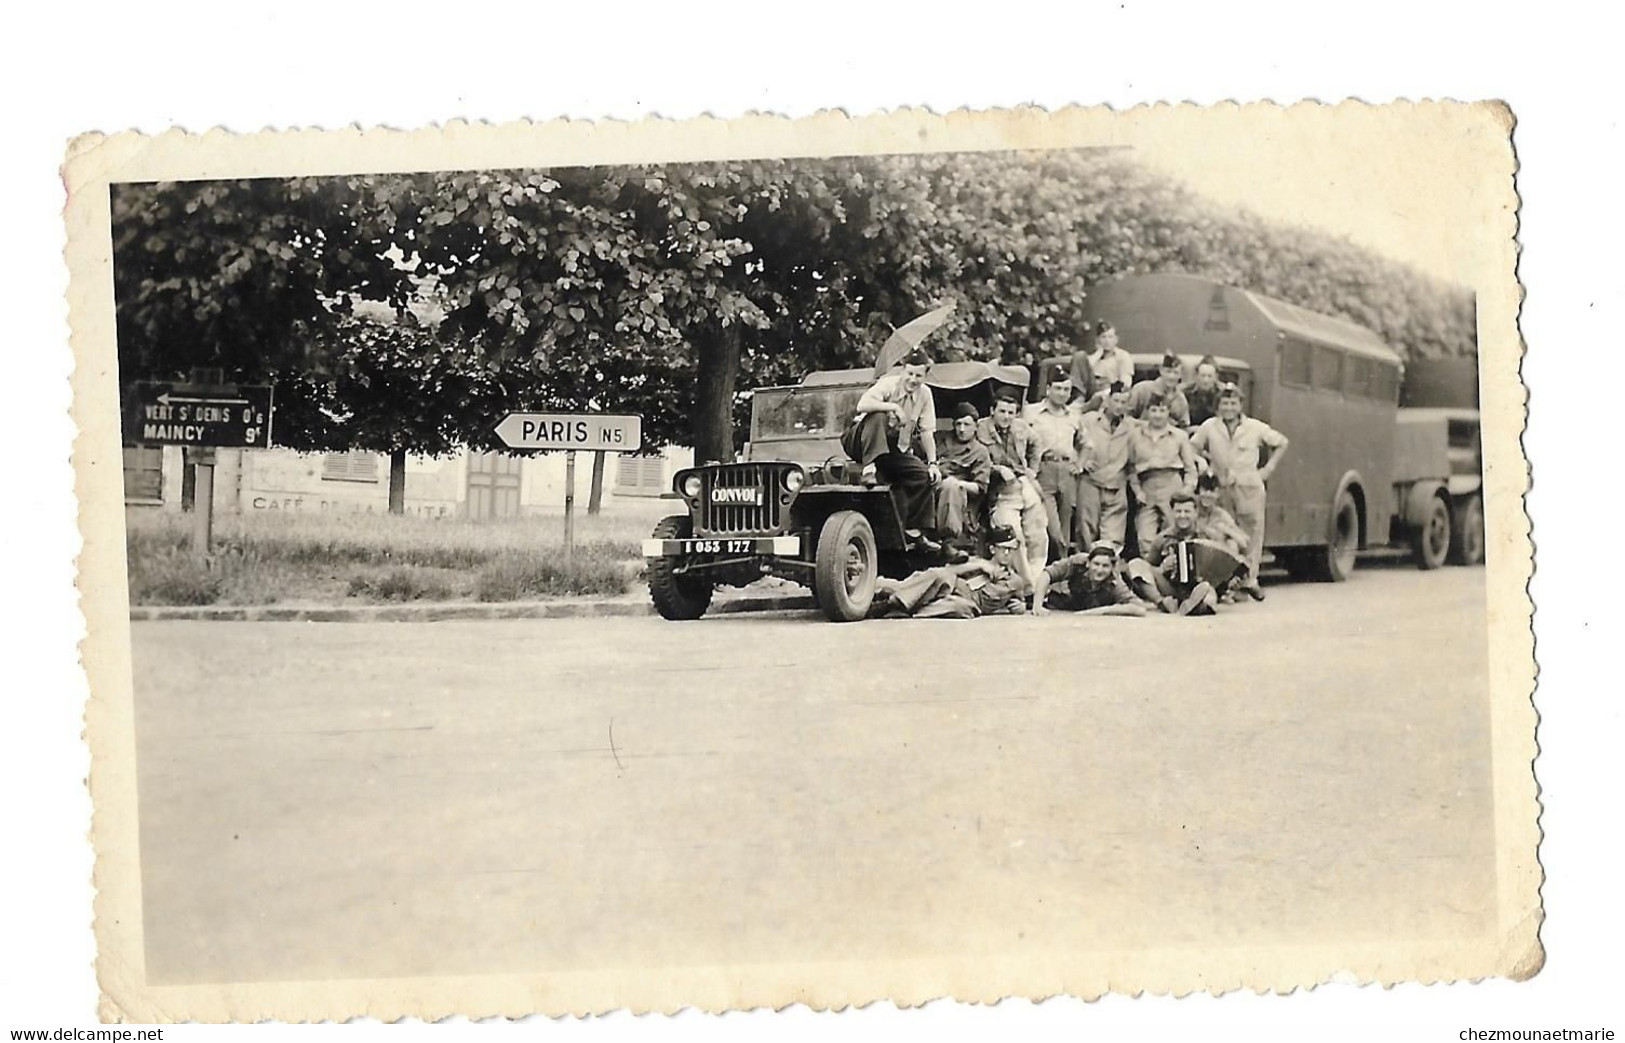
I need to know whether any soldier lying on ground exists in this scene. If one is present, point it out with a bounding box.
[1030,541,1156,617]
[869,525,1031,619]
[1123,492,1219,616]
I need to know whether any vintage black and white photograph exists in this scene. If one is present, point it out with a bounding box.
[66,105,1536,1020]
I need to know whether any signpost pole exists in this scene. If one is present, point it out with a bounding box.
[563,450,577,565]
[187,445,217,558]
[489,415,643,566]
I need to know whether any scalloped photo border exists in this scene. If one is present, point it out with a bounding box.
[63,102,1536,1022]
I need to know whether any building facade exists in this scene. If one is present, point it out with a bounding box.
[122,444,693,519]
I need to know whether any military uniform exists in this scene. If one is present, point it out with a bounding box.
[1040,553,1142,612]
[1127,423,1197,555]
[1024,400,1093,556]
[1077,409,1136,548]
[976,415,1049,568]
[1191,414,1289,581]
[844,373,939,533]
[934,432,992,539]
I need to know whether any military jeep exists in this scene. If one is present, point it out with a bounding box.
[642,361,1030,622]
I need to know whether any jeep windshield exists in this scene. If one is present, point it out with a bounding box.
[751,387,864,440]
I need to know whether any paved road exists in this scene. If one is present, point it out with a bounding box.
[131,566,1496,985]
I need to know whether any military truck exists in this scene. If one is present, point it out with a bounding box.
[1076,273,1485,580]
[640,361,1028,622]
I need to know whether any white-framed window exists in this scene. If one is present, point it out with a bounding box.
[614,454,668,495]
[321,450,381,483]
[123,445,165,503]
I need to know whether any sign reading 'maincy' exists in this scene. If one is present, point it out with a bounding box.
[124,382,275,448]
[494,413,643,453]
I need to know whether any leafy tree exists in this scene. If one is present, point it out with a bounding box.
[269,315,508,512]
[114,152,1477,496]
[111,177,416,379]
[112,176,484,512]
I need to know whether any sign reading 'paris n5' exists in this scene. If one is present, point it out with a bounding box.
[493,412,643,453]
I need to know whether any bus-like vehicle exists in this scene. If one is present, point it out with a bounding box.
[1078,273,1483,580]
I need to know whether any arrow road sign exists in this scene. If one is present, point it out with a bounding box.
[124,382,275,448]
[494,413,643,453]
[156,391,249,407]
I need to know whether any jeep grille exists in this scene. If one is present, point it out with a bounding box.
[697,463,791,536]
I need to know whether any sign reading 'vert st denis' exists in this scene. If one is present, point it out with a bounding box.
[124,382,275,448]
[494,413,643,453]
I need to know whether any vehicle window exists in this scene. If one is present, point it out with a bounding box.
[830,387,865,428]
[1279,339,1311,387]
[752,389,835,439]
[1233,373,1253,409]
[1345,355,1374,399]
[1373,364,1400,404]
[1312,345,1344,393]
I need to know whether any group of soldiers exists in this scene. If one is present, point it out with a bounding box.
[840,322,1291,619]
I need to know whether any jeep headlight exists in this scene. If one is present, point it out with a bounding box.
[783,468,805,493]
[681,474,703,498]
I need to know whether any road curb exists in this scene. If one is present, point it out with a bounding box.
[130,594,819,623]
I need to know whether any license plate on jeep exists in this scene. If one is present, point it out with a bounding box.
[641,536,801,557]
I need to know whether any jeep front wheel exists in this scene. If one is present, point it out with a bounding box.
[814,510,877,622]
[647,515,714,620]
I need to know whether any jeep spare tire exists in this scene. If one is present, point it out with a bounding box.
[647,515,714,620]
[814,510,877,622]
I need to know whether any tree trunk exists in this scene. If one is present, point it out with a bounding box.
[387,448,407,515]
[588,451,606,515]
[692,321,741,465]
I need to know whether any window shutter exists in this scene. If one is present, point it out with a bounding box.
[322,450,381,483]
[122,446,165,502]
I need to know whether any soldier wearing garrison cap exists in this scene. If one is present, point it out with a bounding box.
[1077,380,1137,548]
[1127,352,1192,428]
[870,525,1031,619]
[934,401,993,545]
[1127,390,1198,555]
[1031,541,1156,617]
[1190,381,1289,602]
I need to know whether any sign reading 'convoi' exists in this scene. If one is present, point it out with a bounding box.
[494,412,643,452]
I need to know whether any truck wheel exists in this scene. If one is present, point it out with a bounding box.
[814,510,878,622]
[1276,549,1313,581]
[1448,494,1486,566]
[1413,493,1452,570]
[1302,489,1361,582]
[647,515,713,620]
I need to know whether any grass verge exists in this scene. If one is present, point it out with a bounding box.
[126,508,656,606]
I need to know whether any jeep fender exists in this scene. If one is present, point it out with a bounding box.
[789,487,909,552]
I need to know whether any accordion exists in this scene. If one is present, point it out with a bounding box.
[1170,538,1247,588]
